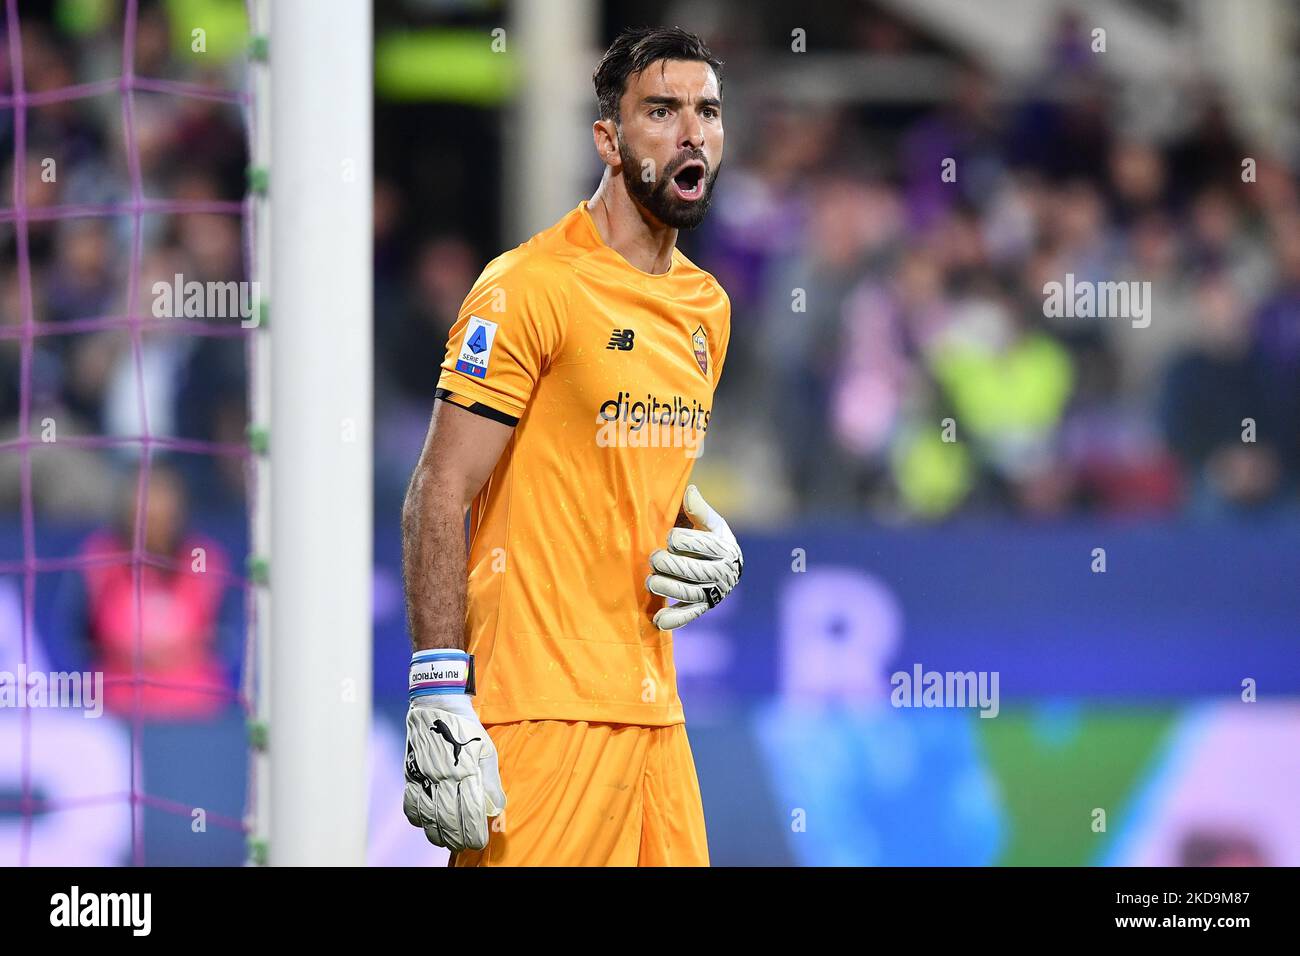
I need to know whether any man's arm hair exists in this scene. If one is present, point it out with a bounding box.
[401,398,514,652]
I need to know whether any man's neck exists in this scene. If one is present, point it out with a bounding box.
[587,174,678,275]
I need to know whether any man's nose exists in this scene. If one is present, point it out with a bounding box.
[678,114,704,150]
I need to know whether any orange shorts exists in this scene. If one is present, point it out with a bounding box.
[449,720,709,867]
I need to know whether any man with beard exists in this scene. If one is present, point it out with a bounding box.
[400,27,741,866]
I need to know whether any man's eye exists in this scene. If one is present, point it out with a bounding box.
[651,107,669,118]
[702,108,719,119]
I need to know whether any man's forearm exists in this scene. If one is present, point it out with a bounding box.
[401,468,468,652]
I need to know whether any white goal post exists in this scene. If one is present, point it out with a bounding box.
[263,0,374,866]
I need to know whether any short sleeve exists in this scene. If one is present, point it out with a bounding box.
[711,286,732,389]
[436,254,567,423]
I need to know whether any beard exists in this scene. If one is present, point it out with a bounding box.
[617,134,719,231]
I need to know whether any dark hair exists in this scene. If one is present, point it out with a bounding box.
[593,26,722,123]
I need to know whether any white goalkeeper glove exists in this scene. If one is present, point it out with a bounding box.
[403,649,506,852]
[646,484,743,631]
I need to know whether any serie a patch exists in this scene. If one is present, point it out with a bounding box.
[455,315,499,379]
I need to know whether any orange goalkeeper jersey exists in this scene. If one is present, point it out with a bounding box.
[434,201,730,726]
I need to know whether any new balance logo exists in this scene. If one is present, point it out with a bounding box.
[606,329,636,351]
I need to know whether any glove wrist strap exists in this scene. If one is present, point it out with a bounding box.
[408,649,476,701]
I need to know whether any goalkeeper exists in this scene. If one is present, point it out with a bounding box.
[400,26,738,866]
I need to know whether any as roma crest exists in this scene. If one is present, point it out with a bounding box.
[691,325,708,376]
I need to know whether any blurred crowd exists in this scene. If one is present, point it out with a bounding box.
[683,42,1300,522]
[1,4,246,716]
[3,3,1299,543]
[374,11,1300,524]
[1,4,249,526]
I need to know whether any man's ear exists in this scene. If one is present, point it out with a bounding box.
[593,118,620,169]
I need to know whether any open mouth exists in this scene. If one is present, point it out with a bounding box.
[670,161,706,201]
